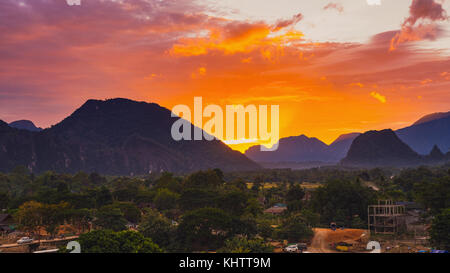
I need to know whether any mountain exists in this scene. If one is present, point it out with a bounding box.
[245,132,359,163]
[426,145,445,162]
[341,129,422,167]
[8,120,42,132]
[245,135,330,162]
[327,133,361,161]
[396,111,450,155]
[412,111,450,126]
[0,98,260,175]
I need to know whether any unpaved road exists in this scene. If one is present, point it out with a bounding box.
[308,228,367,253]
[0,236,79,249]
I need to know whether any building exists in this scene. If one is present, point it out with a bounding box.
[368,200,406,234]
[264,203,287,215]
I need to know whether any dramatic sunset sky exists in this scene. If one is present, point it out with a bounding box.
[0,0,449,152]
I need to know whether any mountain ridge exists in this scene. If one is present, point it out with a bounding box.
[0,98,260,175]
[9,120,42,132]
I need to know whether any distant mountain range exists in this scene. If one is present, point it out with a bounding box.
[341,129,449,167]
[8,120,42,132]
[246,111,450,167]
[245,133,360,163]
[3,100,449,171]
[396,112,450,155]
[341,129,422,167]
[0,99,260,175]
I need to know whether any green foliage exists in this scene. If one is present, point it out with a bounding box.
[276,214,314,242]
[218,237,273,253]
[138,209,175,250]
[310,179,376,227]
[256,220,274,239]
[16,201,73,237]
[177,208,235,250]
[184,170,223,189]
[299,208,320,227]
[0,192,9,209]
[430,208,450,250]
[413,176,450,214]
[105,202,141,223]
[94,207,127,231]
[154,188,180,211]
[77,230,162,253]
[179,188,217,211]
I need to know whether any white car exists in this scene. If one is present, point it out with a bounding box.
[284,245,299,253]
[17,237,33,244]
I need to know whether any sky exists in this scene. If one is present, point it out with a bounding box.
[0,0,449,152]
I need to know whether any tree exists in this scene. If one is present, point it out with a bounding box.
[413,177,450,214]
[286,184,305,202]
[184,170,223,189]
[77,230,162,253]
[286,184,305,212]
[0,192,9,209]
[177,208,234,250]
[277,214,314,242]
[16,201,44,237]
[257,220,274,240]
[139,209,175,250]
[217,190,248,216]
[179,188,217,211]
[94,207,127,231]
[299,208,320,228]
[218,237,273,253]
[68,208,93,233]
[430,208,450,250]
[41,202,70,238]
[310,179,376,226]
[95,186,113,208]
[153,188,179,211]
[109,202,141,223]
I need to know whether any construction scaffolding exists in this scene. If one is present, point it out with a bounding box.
[368,200,405,235]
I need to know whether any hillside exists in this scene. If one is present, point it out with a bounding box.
[8,120,43,132]
[245,133,359,163]
[341,129,422,167]
[396,112,450,155]
[0,99,260,175]
[245,135,330,162]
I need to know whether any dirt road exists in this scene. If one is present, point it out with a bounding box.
[308,228,367,253]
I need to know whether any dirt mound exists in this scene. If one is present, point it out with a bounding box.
[309,228,368,253]
[325,229,367,243]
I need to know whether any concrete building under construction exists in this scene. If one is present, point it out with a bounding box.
[368,200,406,234]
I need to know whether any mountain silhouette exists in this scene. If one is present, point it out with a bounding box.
[0,98,260,175]
[341,129,422,167]
[245,135,330,162]
[9,120,42,132]
[327,132,361,161]
[396,111,450,155]
[245,132,360,163]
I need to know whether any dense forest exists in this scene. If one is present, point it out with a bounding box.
[0,164,449,252]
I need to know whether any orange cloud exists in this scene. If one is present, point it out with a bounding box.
[370,92,387,103]
[170,20,304,57]
[421,78,432,84]
[191,67,207,78]
[350,82,364,88]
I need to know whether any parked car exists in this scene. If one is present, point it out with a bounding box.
[284,244,299,253]
[17,237,33,244]
[297,243,308,252]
